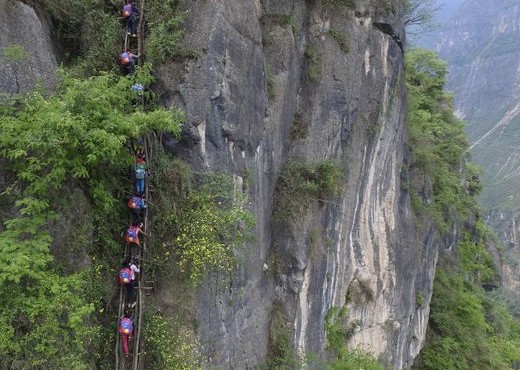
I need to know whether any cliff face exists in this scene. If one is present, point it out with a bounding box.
[485,210,520,316]
[158,1,435,368]
[0,0,443,369]
[437,0,520,210]
[0,0,57,95]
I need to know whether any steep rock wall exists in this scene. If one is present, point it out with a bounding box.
[0,0,57,95]
[157,1,436,368]
[0,0,441,368]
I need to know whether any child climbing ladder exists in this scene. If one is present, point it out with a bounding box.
[115,1,148,368]
[115,137,151,370]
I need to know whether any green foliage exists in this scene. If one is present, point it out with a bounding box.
[0,68,183,367]
[404,0,439,35]
[175,172,255,281]
[146,155,191,279]
[41,0,192,72]
[260,13,298,46]
[262,302,383,369]
[263,301,300,370]
[151,155,255,282]
[325,306,352,355]
[416,291,424,306]
[264,63,277,101]
[261,14,297,33]
[0,271,97,369]
[289,112,308,140]
[146,0,186,63]
[328,349,384,370]
[305,46,321,82]
[458,232,497,284]
[325,306,383,369]
[1,44,30,62]
[414,270,520,370]
[329,29,349,53]
[71,11,121,76]
[1,65,180,198]
[173,190,253,281]
[273,160,343,221]
[144,307,202,370]
[406,48,473,234]
[41,0,120,74]
[406,47,520,370]
[267,78,277,101]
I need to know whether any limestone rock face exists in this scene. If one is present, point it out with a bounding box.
[158,1,436,368]
[0,0,57,95]
[0,0,442,368]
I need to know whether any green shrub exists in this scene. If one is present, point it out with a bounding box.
[416,291,424,306]
[305,46,321,82]
[261,14,297,33]
[325,306,351,355]
[406,48,520,370]
[414,270,520,370]
[263,301,300,369]
[329,29,349,53]
[151,159,255,282]
[329,349,384,370]
[0,68,183,367]
[406,48,473,234]
[146,0,186,63]
[1,44,30,62]
[289,112,308,140]
[323,0,357,9]
[325,306,383,369]
[173,190,253,281]
[273,160,343,221]
[144,307,202,370]
[40,0,121,73]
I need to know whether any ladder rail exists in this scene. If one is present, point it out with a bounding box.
[132,135,150,370]
[137,0,145,66]
[116,2,148,368]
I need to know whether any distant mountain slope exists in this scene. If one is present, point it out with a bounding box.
[438,0,520,210]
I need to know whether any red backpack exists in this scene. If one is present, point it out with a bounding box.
[122,4,133,18]
[120,52,131,65]
[128,196,139,209]
[125,226,139,244]
[119,267,132,284]
[120,317,133,334]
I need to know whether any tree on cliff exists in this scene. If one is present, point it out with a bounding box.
[0,65,183,368]
[406,48,520,370]
[405,0,440,34]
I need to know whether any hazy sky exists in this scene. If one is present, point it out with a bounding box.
[410,0,466,48]
[436,0,466,23]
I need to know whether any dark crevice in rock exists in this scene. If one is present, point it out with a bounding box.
[373,21,403,52]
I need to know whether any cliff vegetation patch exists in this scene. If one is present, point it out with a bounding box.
[304,45,321,83]
[407,48,520,370]
[323,0,357,10]
[329,29,350,53]
[150,156,255,282]
[406,48,473,234]
[325,306,384,369]
[0,66,183,368]
[273,159,343,222]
